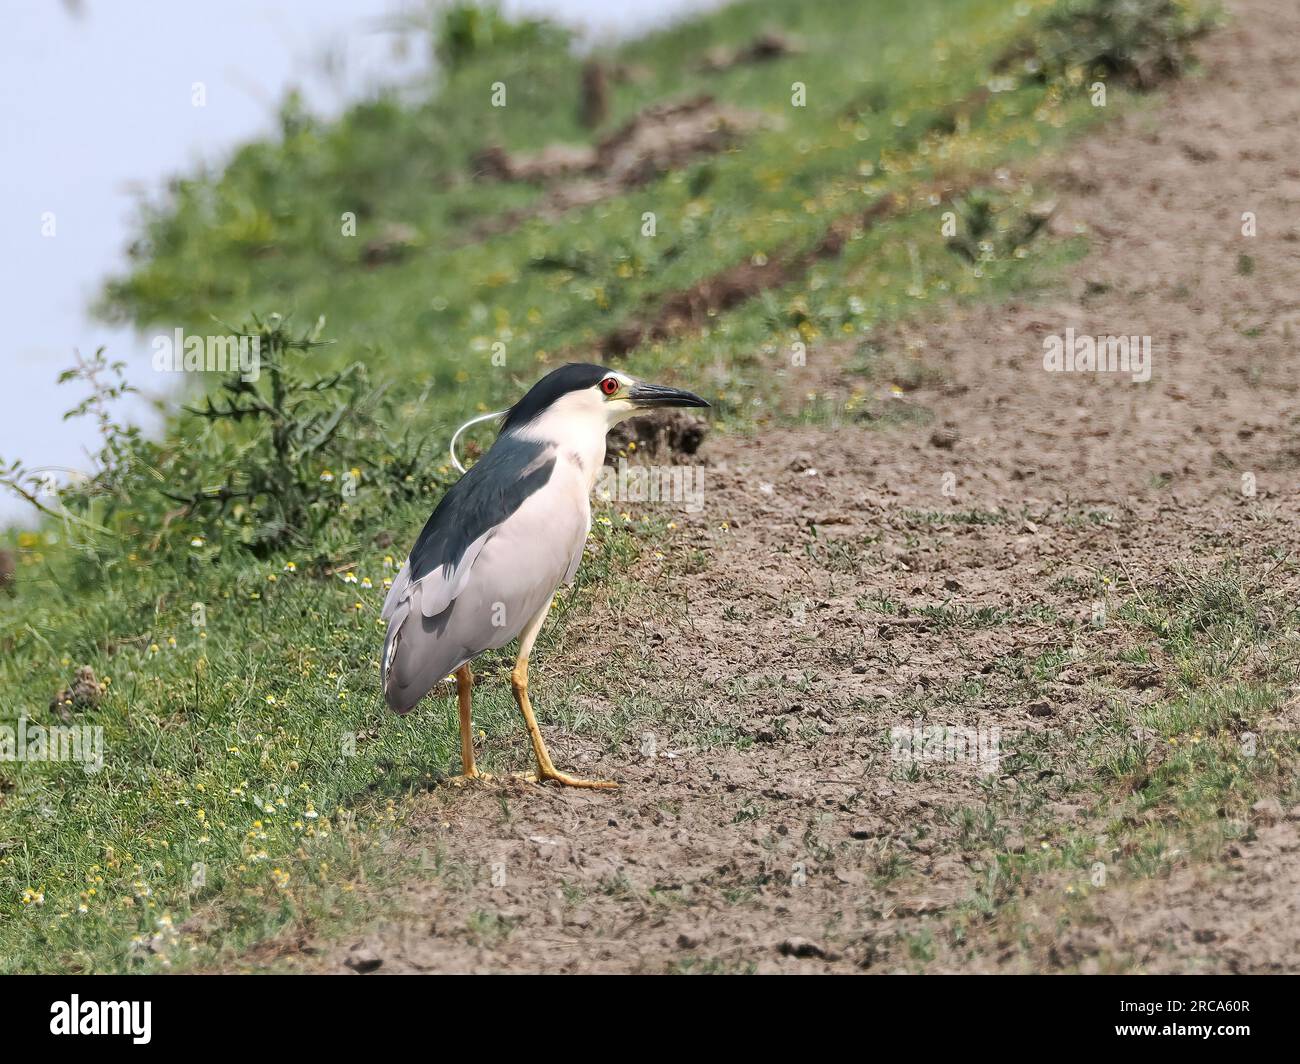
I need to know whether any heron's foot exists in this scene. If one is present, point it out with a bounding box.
[446,769,494,786]
[446,769,615,789]
[534,766,618,790]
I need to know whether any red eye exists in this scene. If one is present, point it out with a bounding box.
[600,376,619,396]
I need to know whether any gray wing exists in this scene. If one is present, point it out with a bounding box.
[381,441,588,714]
[386,435,556,621]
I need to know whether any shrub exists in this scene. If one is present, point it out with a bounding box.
[433,2,568,70]
[1,315,432,559]
[1008,0,1218,91]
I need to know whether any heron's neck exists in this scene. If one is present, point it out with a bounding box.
[509,405,608,491]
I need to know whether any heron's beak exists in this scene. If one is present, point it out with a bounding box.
[628,381,711,410]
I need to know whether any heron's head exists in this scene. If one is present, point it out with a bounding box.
[500,363,709,437]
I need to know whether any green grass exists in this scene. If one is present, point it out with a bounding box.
[95,0,1109,441]
[0,0,1222,971]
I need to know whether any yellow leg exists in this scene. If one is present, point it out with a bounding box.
[511,658,616,789]
[511,599,616,790]
[455,664,480,779]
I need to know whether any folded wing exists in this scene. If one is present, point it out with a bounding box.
[381,435,564,713]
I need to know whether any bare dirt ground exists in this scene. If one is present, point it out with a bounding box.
[302,0,1299,974]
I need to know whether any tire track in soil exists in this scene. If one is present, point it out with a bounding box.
[304,0,1298,974]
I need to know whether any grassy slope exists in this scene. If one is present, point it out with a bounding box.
[0,0,1247,972]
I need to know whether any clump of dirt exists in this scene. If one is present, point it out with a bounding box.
[362,223,420,267]
[466,96,765,241]
[473,143,593,184]
[49,665,104,722]
[605,410,709,464]
[699,31,800,73]
[474,96,762,186]
[579,59,609,129]
[598,193,911,357]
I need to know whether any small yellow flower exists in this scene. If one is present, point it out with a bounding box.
[190,537,205,548]
[283,561,297,573]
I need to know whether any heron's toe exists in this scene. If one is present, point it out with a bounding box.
[446,770,495,786]
[536,769,618,790]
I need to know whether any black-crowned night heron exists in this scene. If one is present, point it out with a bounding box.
[381,363,709,789]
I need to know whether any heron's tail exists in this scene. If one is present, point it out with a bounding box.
[380,561,469,714]
[380,607,417,714]
[380,560,425,714]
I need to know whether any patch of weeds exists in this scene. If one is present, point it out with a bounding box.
[872,846,912,884]
[914,603,1015,631]
[906,927,936,963]
[1004,0,1219,92]
[1058,508,1116,527]
[901,509,1010,528]
[944,188,1053,266]
[804,529,865,575]
[465,909,518,948]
